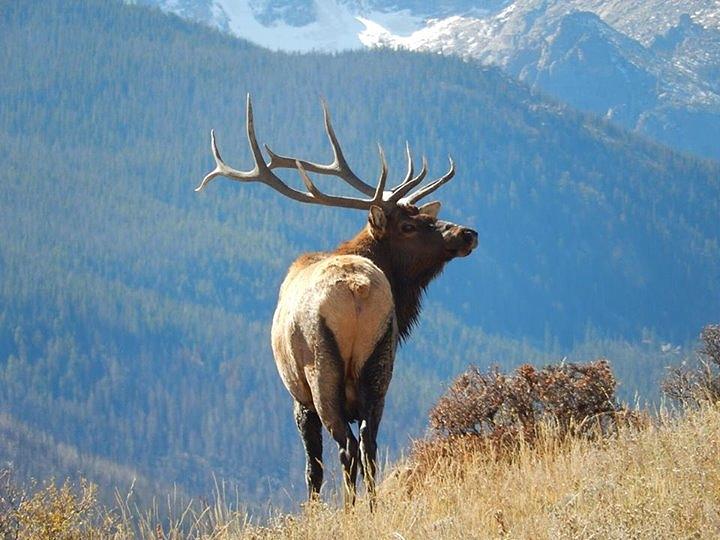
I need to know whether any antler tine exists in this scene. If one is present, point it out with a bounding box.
[387,153,428,204]
[402,141,414,185]
[373,143,389,204]
[195,129,227,191]
[295,141,387,209]
[321,99,374,194]
[387,142,413,192]
[263,100,376,197]
[295,160,374,210]
[399,156,456,205]
[245,94,271,175]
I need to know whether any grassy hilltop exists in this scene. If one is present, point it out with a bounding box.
[246,407,720,540]
[5,336,720,538]
[3,401,719,538]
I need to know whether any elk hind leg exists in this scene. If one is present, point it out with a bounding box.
[308,317,359,507]
[358,319,395,507]
[293,400,323,500]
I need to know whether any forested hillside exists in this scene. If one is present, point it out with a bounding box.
[0,0,718,508]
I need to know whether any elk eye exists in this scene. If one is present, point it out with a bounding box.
[401,223,417,234]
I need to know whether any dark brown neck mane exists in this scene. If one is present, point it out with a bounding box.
[335,227,447,342]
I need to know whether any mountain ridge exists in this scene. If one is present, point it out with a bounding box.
[138,0,720,160]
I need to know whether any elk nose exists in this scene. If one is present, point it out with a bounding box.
[461,228,478,248]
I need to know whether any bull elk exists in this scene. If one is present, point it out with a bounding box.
[196,95,477,506]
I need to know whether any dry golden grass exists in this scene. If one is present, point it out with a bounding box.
[4,404,720,539]
[0,476,124,539]
[237,404,720,540]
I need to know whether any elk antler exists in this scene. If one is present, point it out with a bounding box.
[398,156,455,205]
[264,100,377,197]
[197,94,455,210]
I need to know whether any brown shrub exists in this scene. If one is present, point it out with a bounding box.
[663,324,720,405]
[430,359,621,442]
[407,360,638,488]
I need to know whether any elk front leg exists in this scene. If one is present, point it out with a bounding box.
[358,319,395,508]
[293,400,323,499]
[307,317,359,507]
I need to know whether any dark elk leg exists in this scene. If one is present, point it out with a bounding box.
[314,406,358,507]
[293,401,323,499]
[358,319,396,508]
[330,422,359,508]
[309,317,359,507]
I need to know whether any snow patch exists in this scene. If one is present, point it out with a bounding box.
[216,0,365,51]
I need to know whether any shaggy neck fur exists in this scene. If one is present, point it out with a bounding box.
[335,226,447,342]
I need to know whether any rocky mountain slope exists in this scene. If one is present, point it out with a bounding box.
[136,0,720,160]
[361,1,720,159]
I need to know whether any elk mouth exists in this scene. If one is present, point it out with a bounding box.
[446,246,475,258]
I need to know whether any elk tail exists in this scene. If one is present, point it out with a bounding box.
[347,275,371,300]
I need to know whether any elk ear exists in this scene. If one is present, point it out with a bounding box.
[418,201,441,218]
[368,205,387,237]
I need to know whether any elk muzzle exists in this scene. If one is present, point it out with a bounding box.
[439,222,478,258]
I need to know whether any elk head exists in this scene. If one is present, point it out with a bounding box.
[195,94,478,263]
[366,202,478,262]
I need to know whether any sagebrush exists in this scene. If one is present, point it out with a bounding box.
[409,359,643,482]
[430,359,629,440]
[663,324,720,405]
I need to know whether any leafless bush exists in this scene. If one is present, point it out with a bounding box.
[663,324,720,405]
[405,360,640,487]
[429,360,623,442]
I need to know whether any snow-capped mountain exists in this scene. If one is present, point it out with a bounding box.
[358,1,720,158]
[132,0,425,51]
[133,1,720,53]
[134,0,720,159]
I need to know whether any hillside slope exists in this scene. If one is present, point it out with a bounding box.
[233,405,720,539]
[0,0,718,506]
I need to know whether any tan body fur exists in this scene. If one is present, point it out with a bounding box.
[272,254,395,420]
